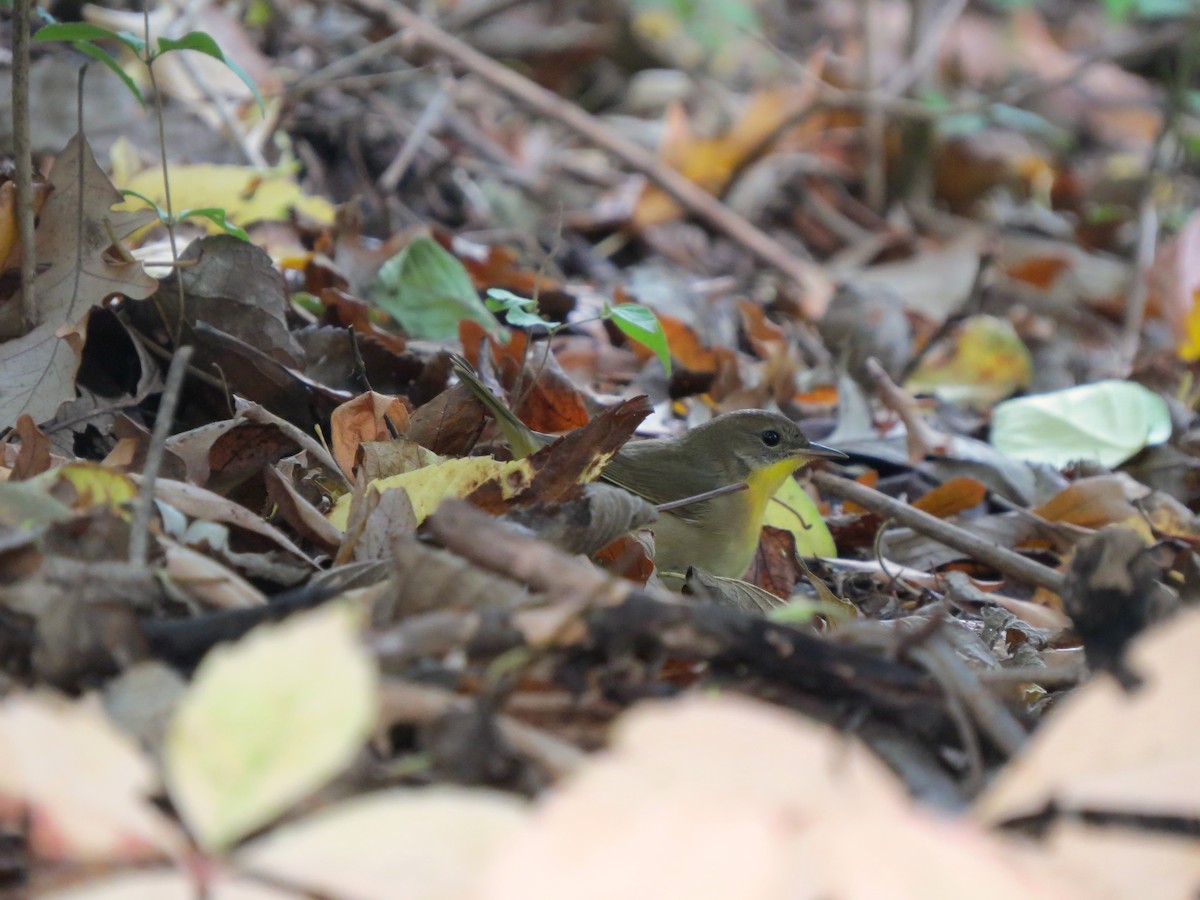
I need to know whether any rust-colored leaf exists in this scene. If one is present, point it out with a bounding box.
[912,477,988,519]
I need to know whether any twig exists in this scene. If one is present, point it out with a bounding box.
[1117,192,1158,374]
[129,346,193,566]
[655,481,747,513]
[343,0,831,300]
[12,0,36,333]
[906,643,985,788]
[812,470,1066,594]
[922,636,1027,757]
[137,7,189,348]
[865,357,937,463]
[860,0,885,212]
[882,0,970,98]
[379,80,452,191]
[291,31,414,95]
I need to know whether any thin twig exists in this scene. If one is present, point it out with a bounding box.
[142,6,188,348]
[129,346,193,566]
[813,470,1066,594]
[379,80,452,191]
[882,0,970,98]
[344,0,831,299]
[655,481,748,513]
[12,0,37,333]
[860,0,885,212]
[376,678,586,780]
[1118,192,1158,374]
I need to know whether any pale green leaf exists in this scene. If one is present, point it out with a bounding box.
[164,603,378,852]
[372,237,504,340]
[990,380,1171,469]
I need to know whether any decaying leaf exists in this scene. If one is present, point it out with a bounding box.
[0,131,156,432]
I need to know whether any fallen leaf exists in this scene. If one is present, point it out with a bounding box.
[237,787,528,900]
[763,476,836,557]
[991,381,1171,469]
[330,391,412,479]
[906,315,1032,407]
[0,692,183,862]
[164,602,378,851]
[117,162,334,231]
[0,131,156,431]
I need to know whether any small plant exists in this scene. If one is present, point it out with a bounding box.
[34,19,263,241]
[485,288,672,374]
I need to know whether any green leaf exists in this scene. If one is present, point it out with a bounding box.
[290,291,323,317]
[605,303,671,374]
[371,236,505,340]
[178,207,250,241]
[120,188,164,219]
[35,22,143,53]
[157,31,264,113]
[485,288,550,329]
[68,41,145,104]
[990,380,1172,469]
[164,603,378,852]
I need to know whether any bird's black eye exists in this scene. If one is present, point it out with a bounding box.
[761,429,781,447]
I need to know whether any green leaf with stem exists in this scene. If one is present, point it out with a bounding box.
[157,31,264,113]
[485,288,553,329]
[605,303,671,374]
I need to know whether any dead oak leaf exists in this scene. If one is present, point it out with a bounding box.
[0,131,156,431]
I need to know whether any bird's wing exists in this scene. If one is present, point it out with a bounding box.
[601,441,724,523]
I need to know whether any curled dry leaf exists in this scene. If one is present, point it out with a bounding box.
[329,391,412,479]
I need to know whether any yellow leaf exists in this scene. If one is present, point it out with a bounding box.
[763,476,836,558]
[116,162,334,231]
[328,456,534,531]
[31,462,137,514]
[906,315,1032,407]
[1177,288,1200,362]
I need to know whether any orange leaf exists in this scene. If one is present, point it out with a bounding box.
[330,392,411,479]
[912,477,987,518]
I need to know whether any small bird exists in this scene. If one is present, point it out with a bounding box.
[452,356,845,579]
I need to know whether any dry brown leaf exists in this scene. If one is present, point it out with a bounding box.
[0,131,156,431]
[330,391,412,479]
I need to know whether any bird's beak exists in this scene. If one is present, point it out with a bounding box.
[799,441,848,461]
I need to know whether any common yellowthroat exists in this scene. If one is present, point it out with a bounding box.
[452,356,845,579]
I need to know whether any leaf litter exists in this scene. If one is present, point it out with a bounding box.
[3,0,1200,897]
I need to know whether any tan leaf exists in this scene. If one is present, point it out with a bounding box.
[0,132,156,432]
